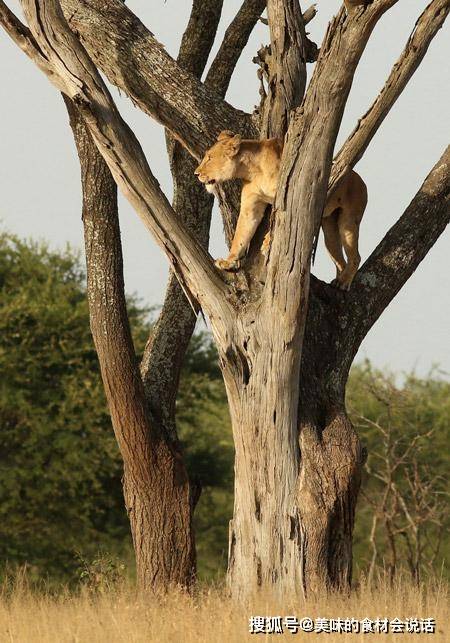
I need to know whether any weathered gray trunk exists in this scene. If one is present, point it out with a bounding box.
[219,296,364,598]
[6,0,448,602]
[220,312,302,597]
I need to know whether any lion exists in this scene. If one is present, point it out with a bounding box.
[195,131,367,290]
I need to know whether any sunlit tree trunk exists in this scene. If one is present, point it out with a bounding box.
[2,0,448,600]
[64,100,197,589]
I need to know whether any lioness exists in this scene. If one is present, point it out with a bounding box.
[195,131,367,290]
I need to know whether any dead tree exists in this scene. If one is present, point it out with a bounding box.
[354,375,449,586]
[1,0,449,598]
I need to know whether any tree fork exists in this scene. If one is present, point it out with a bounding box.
[220,0,403,599]
[2,0,448,601]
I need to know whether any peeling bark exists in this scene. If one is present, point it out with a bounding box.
[260,0,307,138]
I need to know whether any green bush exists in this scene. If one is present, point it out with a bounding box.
[0,232,448,585]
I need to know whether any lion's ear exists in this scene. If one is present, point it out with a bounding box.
[226,134,242,157]
[217,130,235,141]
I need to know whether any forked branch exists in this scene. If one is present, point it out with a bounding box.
[0,1,53,77]
[206,0,266,98]
[178,0,224,77]
[56,0,255,158]
[5,0,230,318]
[329,0,450,195]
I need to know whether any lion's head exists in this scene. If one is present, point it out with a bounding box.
[195,131,242,191]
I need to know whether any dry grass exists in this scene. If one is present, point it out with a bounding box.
[0,572,448,642]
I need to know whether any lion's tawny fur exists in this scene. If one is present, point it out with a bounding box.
[195,131,367,290]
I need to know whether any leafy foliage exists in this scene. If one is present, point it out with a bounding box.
[0,233,448,585]
[0,234,128,583]
[348,362,450,580]
[0,233,233,583]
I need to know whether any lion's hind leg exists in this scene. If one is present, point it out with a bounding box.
[334,208,361,291]
[322,211,347,283]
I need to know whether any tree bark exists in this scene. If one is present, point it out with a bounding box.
[219,306,303,598]
[206,0,266,98]
[260,0,307,138]
[297,277,366,592]
[3,0,448,602]
[59,0,255,158]
[141,0,222,438]
[64,99,196,589]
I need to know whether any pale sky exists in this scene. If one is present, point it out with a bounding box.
[1,1,449,376]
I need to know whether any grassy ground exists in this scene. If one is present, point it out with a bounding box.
[0,572,448,642]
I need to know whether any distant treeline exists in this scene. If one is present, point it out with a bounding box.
[0,233,448,586]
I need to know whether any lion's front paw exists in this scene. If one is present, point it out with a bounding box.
[331,275,353,291]
[215,257,240,271]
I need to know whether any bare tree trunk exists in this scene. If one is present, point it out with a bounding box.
[64,99,196,590]
[219,306,364,598]
[220,310,302,598]
[297,410,362,592]
[295,282,366,593]
[3,0,448,602]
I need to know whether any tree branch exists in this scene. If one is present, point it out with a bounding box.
[342,146,450,366]
[13,0,230,319]
[141,0,224,434]
[266,1,400,312]
[206,0,266,98]
[61,0,249,244]
[178,0,224,77]
[259,4,317,26]
[329,0,449,195]
[0,0,52,76]
[302,4,317,25]
[63,95,153,463]
[260,0,307,138]
[57,0,256,158]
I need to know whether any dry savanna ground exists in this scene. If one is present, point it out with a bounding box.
[0,573,448,642]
